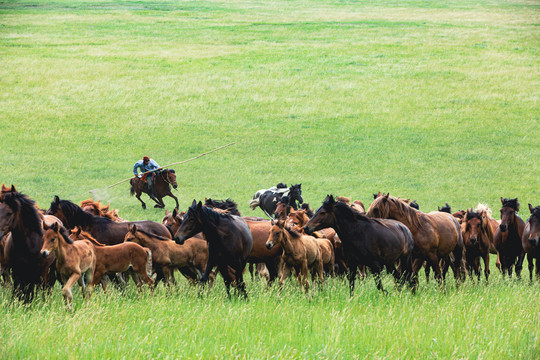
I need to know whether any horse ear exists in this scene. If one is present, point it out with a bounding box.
[529,203,534,214]
[191,199,197,207]
[51,222,59,232]
[500,197,504,205]
[130,224,137,234]
[438,206,442,211]
[10,185,16,192]
[197,201,203,210]
[172,208,178,217]
[54,195,60,204]
[43,222,50,230]
[384,193,390,199]
[328,195,335,204]
[76,227,82,237]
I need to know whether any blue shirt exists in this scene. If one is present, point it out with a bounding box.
[133,159,160,176]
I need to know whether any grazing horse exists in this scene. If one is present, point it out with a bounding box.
[69,229,153,293]
[522,204,540,281]
[47,196,171,245]
[366,193,464,285]
[0,189,56,302]
[494,197,525,278]
[462,210,491,281]
[266,220,324,291]
[250,184,303,218]
[124,225,210,286]
[130,169,179,209]
[41,223,96,310]
[306,195,415,294]
[174,200,253,298]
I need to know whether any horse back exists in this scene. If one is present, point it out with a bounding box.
[245,220,281,261]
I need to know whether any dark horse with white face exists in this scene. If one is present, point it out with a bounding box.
[130,169,179,210]
[304,195,415,294]
[174,200,253,298]
[0,189,56,302]
[47,196,171,245]
[250,183,303,218]
[522,204,540,281]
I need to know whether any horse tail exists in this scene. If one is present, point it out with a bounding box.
[249,198,260,210]
[130,178,135,196]
[145,248,153,277]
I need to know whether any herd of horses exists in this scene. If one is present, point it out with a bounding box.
[0,181,539,310]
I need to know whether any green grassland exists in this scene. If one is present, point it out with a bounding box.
[0,0,539,358]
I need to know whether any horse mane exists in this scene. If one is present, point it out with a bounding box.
[57,225,74,244]
[502,198,520,212]
[134,228,171,241]
[54,199,97,226]
[368,195,423,230]
[71,229,105,247]
[204,198,241,216]
[284,224,303,239]
[200,203,234,223]
[2,191,43,234]
[300,203,314,218]
[475,203,492,218]
[465,209,481,220]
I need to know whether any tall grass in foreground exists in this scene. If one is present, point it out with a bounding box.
[0,272,538,359]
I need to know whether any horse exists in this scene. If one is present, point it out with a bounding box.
[366,193,464,285]
[306,195,415,294]
[336,196,366,213]
[124,224,211,286]
[69,229,153,293]
[41,222,96,310]
[494,197,525,278]
[522,204,540,281]
[47,196,171,245]
[250,183,303,218]
[204,198,241,216]
[0,188,56,302]
[80,198,126,222]
[130,169,179,209]
[462,209,491,282]
[266,220,323,291]
[174,200,253,298]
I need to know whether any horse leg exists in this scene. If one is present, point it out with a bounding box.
[515,251,525,279]
[371,267,387,295]
[423,261,430,283]
[135,193,147,209]
[300,261,310,292]
[535,256,540,282]
[248,263,255,281]
[483,253,490,283]
[62,272,81,311]
[427,253,443,285]
[347,262,358,296]
[279,264,292,289]
[167,192,179,210]
[235,262,248,299]
[200,252,217,285]
[527,253,534,282]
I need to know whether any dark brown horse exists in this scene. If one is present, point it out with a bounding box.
[367,194,464,284]
[305,195,415,294]
[47,196,171,245]
[522,204,540,281]
[0,189,56,302]
[174,200,253,298]
[130,169,179,209]
[462,209,491,281]
[494,197,525,277]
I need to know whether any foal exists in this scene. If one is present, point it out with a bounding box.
[266,220,323,291]
[40,223,96,310]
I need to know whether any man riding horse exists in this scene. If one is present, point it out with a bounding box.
[133,156,161,196]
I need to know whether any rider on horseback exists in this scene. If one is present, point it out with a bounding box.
[133,156,161,195]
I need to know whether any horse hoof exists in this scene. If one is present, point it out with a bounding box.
[142,204,146,209]
[154,204,164,209]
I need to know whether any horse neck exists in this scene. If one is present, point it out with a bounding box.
[387,204,422,233]
[10,217,43,255]
[331,208,367,244]
[66,206,95,230]
[280,230,299,254]
[53,233,71,262]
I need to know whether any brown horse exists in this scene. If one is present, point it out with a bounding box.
[70,229,153,293]
[0,188,56,302]
[336,196,366,213]
[494,197,525,278]
[80,198,126,222]
[367,193,464,284]
[266,220,323,291]
[130,169,179,209]
[41,223,96,310]
[462,209,491,281]
[124,225,210,286]
[522,204,540,281]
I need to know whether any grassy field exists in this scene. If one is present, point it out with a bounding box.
[1,0,539,358]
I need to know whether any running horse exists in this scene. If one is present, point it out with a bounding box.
[250,183,303,218]
[130,169,179,209]
[494,197,525,278]
[522,204,540,281]
[174,200,253,298]
[0,188,56,302]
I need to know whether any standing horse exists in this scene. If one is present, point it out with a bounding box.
[522,204,540,281]
[462,209,491,281]
[174,200,253,298]
[47,196,171,245]
[0,189,56,302]
[130,169,179,209]
[366,193,464,285]
[250,184,303,218]
[305,195,415,294]
[494,197,525,278]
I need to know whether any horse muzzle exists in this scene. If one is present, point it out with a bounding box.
[303,225,314,235]
[174,236,186,245]
[40,250,50,258]
[528,236,539,247]
[470,237,478,246]
[265,242,274,250]
[499,224,507,232]
[173,184,178,189]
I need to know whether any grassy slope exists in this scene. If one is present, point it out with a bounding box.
[0,0,539,358]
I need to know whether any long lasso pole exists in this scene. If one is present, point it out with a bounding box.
[91,142,236,192]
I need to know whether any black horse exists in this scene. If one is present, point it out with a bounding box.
[0,189,56,302]
[304,195,415,294]
[174,200,253,298]
[249,183,303,218]
[47,196,171,245]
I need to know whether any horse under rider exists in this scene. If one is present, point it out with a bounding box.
[133,156,161,195]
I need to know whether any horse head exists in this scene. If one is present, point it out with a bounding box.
[289,184,303,205]
[499,197,520,233]
[463,209,482,247]
[527,204,540,247]
[304,195,336,235]
[163,169,178,189]
[40,222,67,258]
[266,219,286,249]
[174,200,202,245]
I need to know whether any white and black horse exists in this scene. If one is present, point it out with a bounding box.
[249,183,303,218]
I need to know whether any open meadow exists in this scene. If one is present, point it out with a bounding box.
[0,0,539,358]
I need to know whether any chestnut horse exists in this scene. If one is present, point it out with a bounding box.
[70,229,153,293]
[306,195,415,294]
[124,224,210,286]
[130,169,179,209]
[522,204,540,281]
[80,198,125,222]
[366,193,464,285]
[174,200,253,298]
[41,223,95,310]
[266,220,323,291]
[48,196,171,245]
[462,210,491,281]
[0,189,56,302]
[494,197,525,277]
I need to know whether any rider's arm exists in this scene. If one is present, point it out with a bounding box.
[133,160,143,176]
